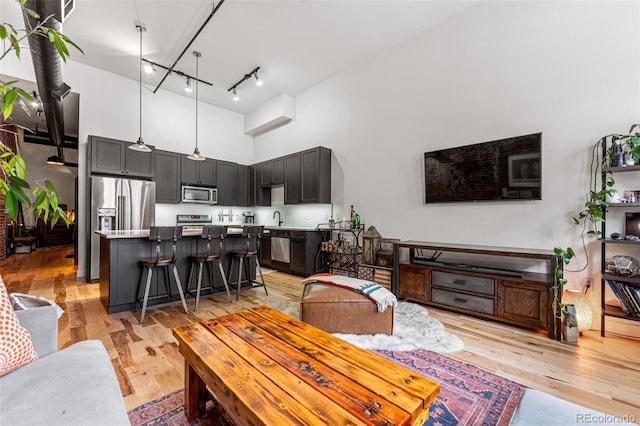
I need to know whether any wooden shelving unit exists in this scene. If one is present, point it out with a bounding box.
[600,150,640,336]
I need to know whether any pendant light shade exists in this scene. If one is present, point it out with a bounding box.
[187,51,205,161]
[129,21,152,153]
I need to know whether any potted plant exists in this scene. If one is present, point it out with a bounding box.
[1,0,81,226]
[552,124,640,340]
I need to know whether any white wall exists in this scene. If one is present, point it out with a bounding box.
[2,54,252,279]
[253,1,640,335]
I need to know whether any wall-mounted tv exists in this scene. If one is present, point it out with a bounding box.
[424,132,542,204]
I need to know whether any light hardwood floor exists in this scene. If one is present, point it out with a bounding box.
[1,245,638,420]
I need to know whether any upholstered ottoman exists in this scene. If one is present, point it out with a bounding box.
[300,282,394,335]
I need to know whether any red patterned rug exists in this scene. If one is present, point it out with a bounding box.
[128,349,523,426]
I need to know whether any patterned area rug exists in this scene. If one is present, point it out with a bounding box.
[128,349,523,426]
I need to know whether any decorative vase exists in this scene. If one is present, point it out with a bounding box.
[563,304,579,343]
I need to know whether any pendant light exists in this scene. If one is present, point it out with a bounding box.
[129,21,152,153]
[187,51,205,161]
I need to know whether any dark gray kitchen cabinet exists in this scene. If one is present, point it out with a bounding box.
[284,147,332,204]
[237,165,250,207]
[284,153,301,204]
[155,150,181,203]
[301,147,331,203]
[260,157,284,186]
[290,232,307,274]
[216,160,238,206]
[289,230,323,276]
[181,156,216,186]
[89,135,155,178]
[258,233,271,266]
[251,165,271,206]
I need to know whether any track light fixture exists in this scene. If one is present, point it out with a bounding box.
[187,51,206,161]
[227,66,262,102]
[140,58,213,90]
[46,155,65,166]
[129,21,152,153]
[185,77,193,93]
[143,63,156,74]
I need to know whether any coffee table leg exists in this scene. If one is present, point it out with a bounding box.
[184,362,207,420]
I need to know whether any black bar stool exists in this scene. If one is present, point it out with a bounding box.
[230,226,267,301]
[135,226,188,324]
[186,225,232,310]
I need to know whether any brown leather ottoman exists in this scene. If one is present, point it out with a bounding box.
[300,283,394,335]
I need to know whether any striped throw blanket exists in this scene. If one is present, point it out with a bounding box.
[301,273,397,312]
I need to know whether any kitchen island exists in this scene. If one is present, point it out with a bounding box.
[97,228,257,314]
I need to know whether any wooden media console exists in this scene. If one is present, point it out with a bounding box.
[392,241,562,339]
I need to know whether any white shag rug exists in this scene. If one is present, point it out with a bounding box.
[268,301,464,353]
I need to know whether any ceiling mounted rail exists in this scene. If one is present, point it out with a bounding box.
[142,58,213,87]
[152,0,225,93]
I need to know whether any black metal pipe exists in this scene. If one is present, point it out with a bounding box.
[23,0,67,150]
[153,0,225,93]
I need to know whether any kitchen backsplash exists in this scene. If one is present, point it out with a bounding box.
[156,202,332,228]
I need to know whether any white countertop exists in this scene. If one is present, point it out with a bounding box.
[96,225,324,239]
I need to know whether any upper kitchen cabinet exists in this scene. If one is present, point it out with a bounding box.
[89,135,155,178]
[181,155,216,186]
[284,153,301,204]
[237,165,250,207]
[216,160,238,206]
[260,157,285,186]
[155,150,181,203]
[251,164,271,206]
[285,146,332,204]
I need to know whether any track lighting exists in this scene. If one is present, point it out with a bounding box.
[227,66,262,102]
[129,21,152,153]
[185,78,193,93]
[143,63,156,74]
[46,155,65,166]
[254,70,263,87]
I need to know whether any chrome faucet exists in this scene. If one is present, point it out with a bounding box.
[273,210,283,227]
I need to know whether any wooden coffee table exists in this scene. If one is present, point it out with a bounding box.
[173,305,440,425]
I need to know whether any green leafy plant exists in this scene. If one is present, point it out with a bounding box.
[552,124,640,335]
[1,0,82,226]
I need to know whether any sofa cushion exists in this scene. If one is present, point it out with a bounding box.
[0,340,130,426]
[15,305,59,358]
[0,276,38,377]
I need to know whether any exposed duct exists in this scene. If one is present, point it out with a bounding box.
[22,0,76,159]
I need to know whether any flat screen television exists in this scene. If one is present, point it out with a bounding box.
[424,132,542,203]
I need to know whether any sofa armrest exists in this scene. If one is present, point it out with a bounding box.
[15,305,58,358]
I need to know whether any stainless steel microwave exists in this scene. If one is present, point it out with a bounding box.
[181,185,217,204]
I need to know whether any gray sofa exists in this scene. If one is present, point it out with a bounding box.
[1,303,130,426]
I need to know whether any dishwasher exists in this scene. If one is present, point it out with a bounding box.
[270,230,290,270]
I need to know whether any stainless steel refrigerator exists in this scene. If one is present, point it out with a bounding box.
[88,176,156,281]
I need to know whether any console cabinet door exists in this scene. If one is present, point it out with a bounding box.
[398,265,430,301]
[155,150,181,203]
[497,280,549,329]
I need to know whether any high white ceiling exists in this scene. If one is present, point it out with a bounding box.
[2,1,478,114]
